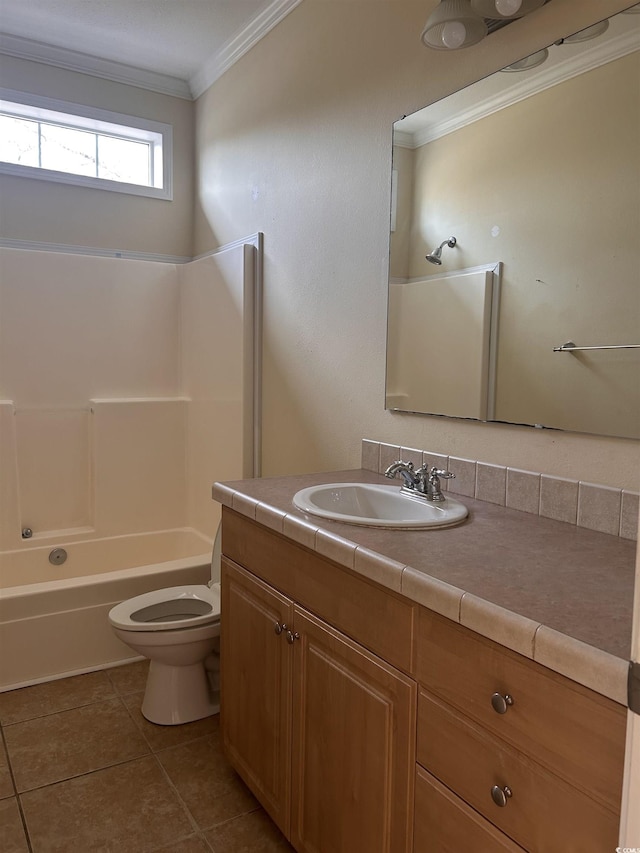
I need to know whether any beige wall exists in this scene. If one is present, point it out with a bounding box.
[0,55,195,257]
[194,0,639,489]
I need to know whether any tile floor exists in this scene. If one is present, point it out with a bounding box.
[0,661,295,853]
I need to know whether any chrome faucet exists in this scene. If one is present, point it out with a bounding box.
[384,460,455,502]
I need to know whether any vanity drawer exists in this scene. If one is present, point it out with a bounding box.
[417,690,619,853]
[415,607,625,811]
[222,508,416,673]
[414,764,526,853]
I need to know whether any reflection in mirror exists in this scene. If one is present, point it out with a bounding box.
[387,262,501,420]
[386,7,640,439]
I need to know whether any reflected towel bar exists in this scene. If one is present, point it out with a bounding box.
[553,341,640,352]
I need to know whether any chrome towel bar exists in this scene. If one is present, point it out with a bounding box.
[553,341,640,352]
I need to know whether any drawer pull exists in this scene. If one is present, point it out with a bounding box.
[286,630,300,644]
[491,692,514,714]
[491,785,513,808]
[274,622,288,635]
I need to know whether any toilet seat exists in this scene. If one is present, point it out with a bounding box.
[108,583,220,632]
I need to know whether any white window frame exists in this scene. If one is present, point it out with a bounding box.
[0,88,173,200]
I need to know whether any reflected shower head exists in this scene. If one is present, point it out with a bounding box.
[426,236,457,264]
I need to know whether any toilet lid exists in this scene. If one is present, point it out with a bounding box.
[108,583,220,632]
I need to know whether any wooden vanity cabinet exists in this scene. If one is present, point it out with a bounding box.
[220,538,416,853]
[221,508,627,853]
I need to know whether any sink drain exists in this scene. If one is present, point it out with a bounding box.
[49,548,67,566]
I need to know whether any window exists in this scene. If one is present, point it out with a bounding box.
[0,89,172,200]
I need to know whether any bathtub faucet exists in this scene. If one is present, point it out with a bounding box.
[384,460,455,502]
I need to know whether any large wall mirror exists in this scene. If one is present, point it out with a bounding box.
[386,6,640,440]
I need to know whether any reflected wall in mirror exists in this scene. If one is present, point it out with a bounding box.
[386,7,640,440]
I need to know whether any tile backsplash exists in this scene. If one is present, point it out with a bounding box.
[362,439,638,541]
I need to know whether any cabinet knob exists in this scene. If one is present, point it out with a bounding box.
[491,692,514,714]
[491,785,513,808]
[286,630,300,644]
[274,622,288,636]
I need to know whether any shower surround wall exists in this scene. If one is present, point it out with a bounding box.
[0,243,257,555]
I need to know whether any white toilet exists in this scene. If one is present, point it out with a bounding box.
[108,528,222,725]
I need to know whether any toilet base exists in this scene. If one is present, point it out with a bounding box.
[142,660,220,725]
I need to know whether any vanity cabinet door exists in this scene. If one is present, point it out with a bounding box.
[220,557,294,837]
[222,555,417,853]
[290,607,416,853]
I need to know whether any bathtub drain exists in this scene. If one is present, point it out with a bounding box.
[49,548,68,566]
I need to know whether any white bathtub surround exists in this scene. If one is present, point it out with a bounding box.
[0,236,262,690]
[0,239,261,552]
[362,439,639,541]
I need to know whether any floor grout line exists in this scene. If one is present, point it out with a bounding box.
[15,753,157,796]
[0,673,125,728]
[1,723,34,853]
[152,750,205,837]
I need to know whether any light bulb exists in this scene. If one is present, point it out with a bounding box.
[495,0,523,16]
[441,20,467,49]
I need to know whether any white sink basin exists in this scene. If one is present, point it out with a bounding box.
[292,483,468,529]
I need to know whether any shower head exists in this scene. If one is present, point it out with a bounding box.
[426,236,457,265]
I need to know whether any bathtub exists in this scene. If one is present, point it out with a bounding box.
[0,529,212,691]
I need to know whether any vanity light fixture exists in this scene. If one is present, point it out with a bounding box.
[421,0,549,50]
[421,0,487,50]
[501,47,548,71]
[426,236,457,264]
[555,19,609,44]
[470,0,545,19]
[501,11,611,71]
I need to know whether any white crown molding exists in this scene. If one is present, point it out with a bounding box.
[189,0,303,98]
[393,130,415,150]
[0,33,192,99]
[0,0,302,100]
[403,28,640,148]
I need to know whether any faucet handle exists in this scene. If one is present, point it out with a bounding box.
[430,467,455,480]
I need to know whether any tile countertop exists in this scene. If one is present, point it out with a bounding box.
[213,469,636,706]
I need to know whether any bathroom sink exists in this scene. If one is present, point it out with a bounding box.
[292,483,468,529]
